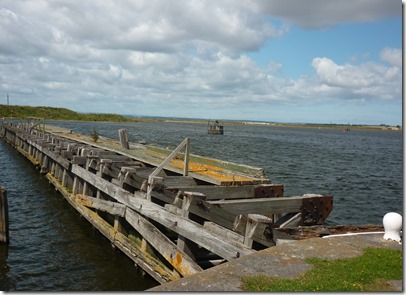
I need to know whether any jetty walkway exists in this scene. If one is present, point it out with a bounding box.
[1,120,334,285]
[149,233,402,292]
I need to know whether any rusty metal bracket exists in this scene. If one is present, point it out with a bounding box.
[254,184,284,198]
[301,195,333,225]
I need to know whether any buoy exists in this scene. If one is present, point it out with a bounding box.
[383,212,402,243]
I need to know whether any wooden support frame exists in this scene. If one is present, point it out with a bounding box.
[147,138,190,200]
[72,164,255,260]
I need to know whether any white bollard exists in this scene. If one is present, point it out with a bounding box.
[383,212,402,243]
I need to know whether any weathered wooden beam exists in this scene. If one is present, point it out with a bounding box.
[75,194,126,217]
[46,173,177,284]
[233,215,275,247]
[72,156,87,165]
[165,184,283,200]
[46,171,173,282]
[125,207,203,277]
[207,195,329,216]
[71,164,255,260]
[203,221,244,244]
[243,214,272,248]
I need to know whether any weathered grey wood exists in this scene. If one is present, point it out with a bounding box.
[207,195,322,215]
[72,156,87,165]
[147,186,239,231]
[61,150,73,159]
[76,194,126,217]
[37,144,70,169]
[233,214,275,247]
[176,192,196,260]
[76,195,202,276]
[0,187,9,244]
[165,183,283,200]
[162,176,197,188]
[118,129,130,149]
[75,199,173,283]
[125,207,203,277]
[46,173,175,284]
[278,212,302,228]
[72,164,255,260]
[203,222,244,244]
[243,214,272,247]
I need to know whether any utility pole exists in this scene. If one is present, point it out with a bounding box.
[6,93,9,105]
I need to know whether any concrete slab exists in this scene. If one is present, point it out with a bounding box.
[148,233,402,292]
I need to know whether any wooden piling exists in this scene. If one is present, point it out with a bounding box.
[0,187,9,244]
[118,129,129,149]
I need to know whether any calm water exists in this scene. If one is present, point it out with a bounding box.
[0,120,403,290]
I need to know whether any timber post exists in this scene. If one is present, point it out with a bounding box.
[0,187,9,244]
[118,129,129,149]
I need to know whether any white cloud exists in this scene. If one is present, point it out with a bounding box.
[253,0,401,28]
[380,48,402,67]
[0,0,401,123]
[312,56,401,100]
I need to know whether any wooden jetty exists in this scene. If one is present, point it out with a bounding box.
[0,120,333,284]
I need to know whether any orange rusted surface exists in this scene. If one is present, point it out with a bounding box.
[167,252,196,277]
[169,159,253,183]
[46,125,265,184]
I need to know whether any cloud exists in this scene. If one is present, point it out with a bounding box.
[253,0,401,28]
[312,54,401,100]
[380,47,402,67]
[0,0,401,122]
[0,0,286,59]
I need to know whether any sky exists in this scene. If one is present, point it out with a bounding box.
[0,0,403,125]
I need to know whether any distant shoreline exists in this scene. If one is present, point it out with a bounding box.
[130,117,402,131]
[0,103,401,131]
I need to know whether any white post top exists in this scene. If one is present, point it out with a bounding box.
[383,212,402,244]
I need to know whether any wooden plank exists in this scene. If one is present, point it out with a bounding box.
[162,176,197,188]
[165,184,283,200]
[243,214,272,247]
[233,215,275,247]
[71,164,255,260]
[146,145,267,180]
[76,195,202,276]
[45,172,175,284]
[125,208,202,277]
[72,156,87,165]
[176,192,196,260]
[207,195,326,215]
[75,194,126,217]
[30,140,70,169]
[277,212,302,228]
[203,222,244,244]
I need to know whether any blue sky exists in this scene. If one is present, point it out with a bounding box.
[250,17,402,78]
[0,0,402,125]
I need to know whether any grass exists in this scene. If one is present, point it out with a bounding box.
[241,247,402,292]
[0,104,130,122]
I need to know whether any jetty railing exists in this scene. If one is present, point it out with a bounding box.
[0,120,333,284]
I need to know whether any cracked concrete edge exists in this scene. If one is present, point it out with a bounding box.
[148,233,402,292]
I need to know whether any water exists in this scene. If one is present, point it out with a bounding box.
[0,120,402,290]
[0,136,158,291]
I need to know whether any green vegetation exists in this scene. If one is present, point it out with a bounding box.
[90,128,99,143]
[241,248,402,292]
[0,104,130,122]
